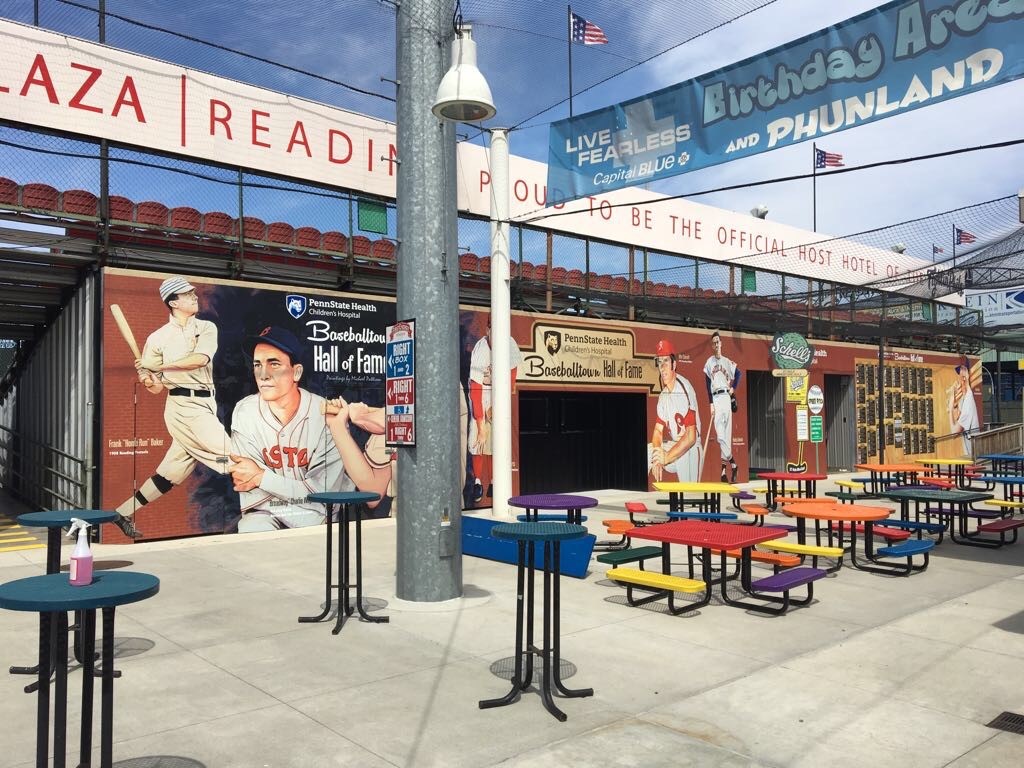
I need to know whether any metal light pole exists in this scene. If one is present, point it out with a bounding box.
[489,128,512,518]
[394,0,462,602]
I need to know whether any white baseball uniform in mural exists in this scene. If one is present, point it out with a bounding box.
[952,386,980,455]
[703,351,740,466]
[143,315,231,483]
[649,373,702,481]
[468,334,523,455]
[230,388,354,531]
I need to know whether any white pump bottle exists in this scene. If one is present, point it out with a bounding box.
[67,518,94,586]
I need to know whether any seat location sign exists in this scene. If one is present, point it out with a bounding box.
[385,320,415,446]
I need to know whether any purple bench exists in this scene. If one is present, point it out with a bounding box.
[747,566,827,615]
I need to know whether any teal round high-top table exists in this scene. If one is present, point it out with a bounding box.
[479,522,593,722]
[0,570,159,768]
[300,491,387,633]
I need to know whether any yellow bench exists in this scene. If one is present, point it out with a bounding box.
[606,568,706,593]
[762,541,845,558]
[983,499,1024,509]
[836,480,864,491]
[606,567,708,615]
[761,540,845,572]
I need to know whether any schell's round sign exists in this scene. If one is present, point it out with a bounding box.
[770,332,814,369]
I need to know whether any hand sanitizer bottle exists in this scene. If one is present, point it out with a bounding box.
[67,518,94,586]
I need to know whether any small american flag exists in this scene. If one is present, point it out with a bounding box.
[932,245,944,255]
[955,227,977,245]
[570,12,608,45]
[814,148,844,168]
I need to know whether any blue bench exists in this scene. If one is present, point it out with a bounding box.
[874,539,934,575]
[747,567,827,614]
[666,511,738,521]
[874,518,946,541]
[515,513,588,523]
[462,515,595,578]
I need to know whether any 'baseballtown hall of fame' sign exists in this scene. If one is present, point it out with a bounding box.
[385,320,415,446]
[520,322,660,389]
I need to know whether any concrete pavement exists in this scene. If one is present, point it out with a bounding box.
[1,477,1023,767]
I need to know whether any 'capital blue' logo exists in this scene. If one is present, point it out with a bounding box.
[285,294,307,319]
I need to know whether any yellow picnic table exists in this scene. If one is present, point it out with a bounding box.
[653,481,739,514]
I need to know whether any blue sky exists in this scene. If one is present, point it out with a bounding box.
[3,0,1022,262]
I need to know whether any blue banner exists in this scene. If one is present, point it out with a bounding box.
[547,0,1024,203]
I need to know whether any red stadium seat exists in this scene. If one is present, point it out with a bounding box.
[593,274,613,291]
[565,269,585,287]
[610,276,628,292]
[630,278,643,295]
[653,282,670,297]
[235,216,267,240]
[550,266,568,284]
[372,239,397,263]
[202,211,233,236]
[518,261,535,280]
[136,201,169,227]
[478,256,491,273]
[322,231,348,254]
[170,206,202,231]
[0,177,18,206]
[680,286,693,297]
[61,189,98,217]
[107,195,134,222]
[295,227,322,250]
[351,235,373,260]
[666,284,681,298]
[266,222,295,245]
[22,183,59,211]
[459,253,479,273]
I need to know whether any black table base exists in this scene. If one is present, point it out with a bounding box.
[480,539,592,721]
[299,500,388,633]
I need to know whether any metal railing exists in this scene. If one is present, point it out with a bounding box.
[968,423,1023,459]
[0,424,88,509]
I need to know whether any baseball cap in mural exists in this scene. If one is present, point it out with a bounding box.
[159,276,196,302]
[655,339,675,357]
[246,326,304,362]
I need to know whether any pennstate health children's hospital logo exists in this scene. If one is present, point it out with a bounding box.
[285,294,307,319]
[544,330,562,356]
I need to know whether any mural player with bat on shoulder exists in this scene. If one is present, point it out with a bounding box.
[228,325,392,531]
[110,276,231,539]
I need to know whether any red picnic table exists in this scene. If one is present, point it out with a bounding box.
[624,520,826,615]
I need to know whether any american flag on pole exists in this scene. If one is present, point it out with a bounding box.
[955,227,977,245]
[932,245,944,256]
[814,148,844,168]
[570,12,608,45]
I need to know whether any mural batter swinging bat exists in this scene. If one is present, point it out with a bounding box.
[109,303,153,386]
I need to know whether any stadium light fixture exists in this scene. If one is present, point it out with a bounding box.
[432,26,496,122]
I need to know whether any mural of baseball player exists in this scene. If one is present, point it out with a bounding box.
[949,357,979,455]
[113,276,231,539]
[648,339,702,482]
[703,331,741,483]
[228,326,392,531]
[468,316,522,503]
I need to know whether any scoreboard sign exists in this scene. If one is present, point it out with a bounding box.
[385,320,416,446]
